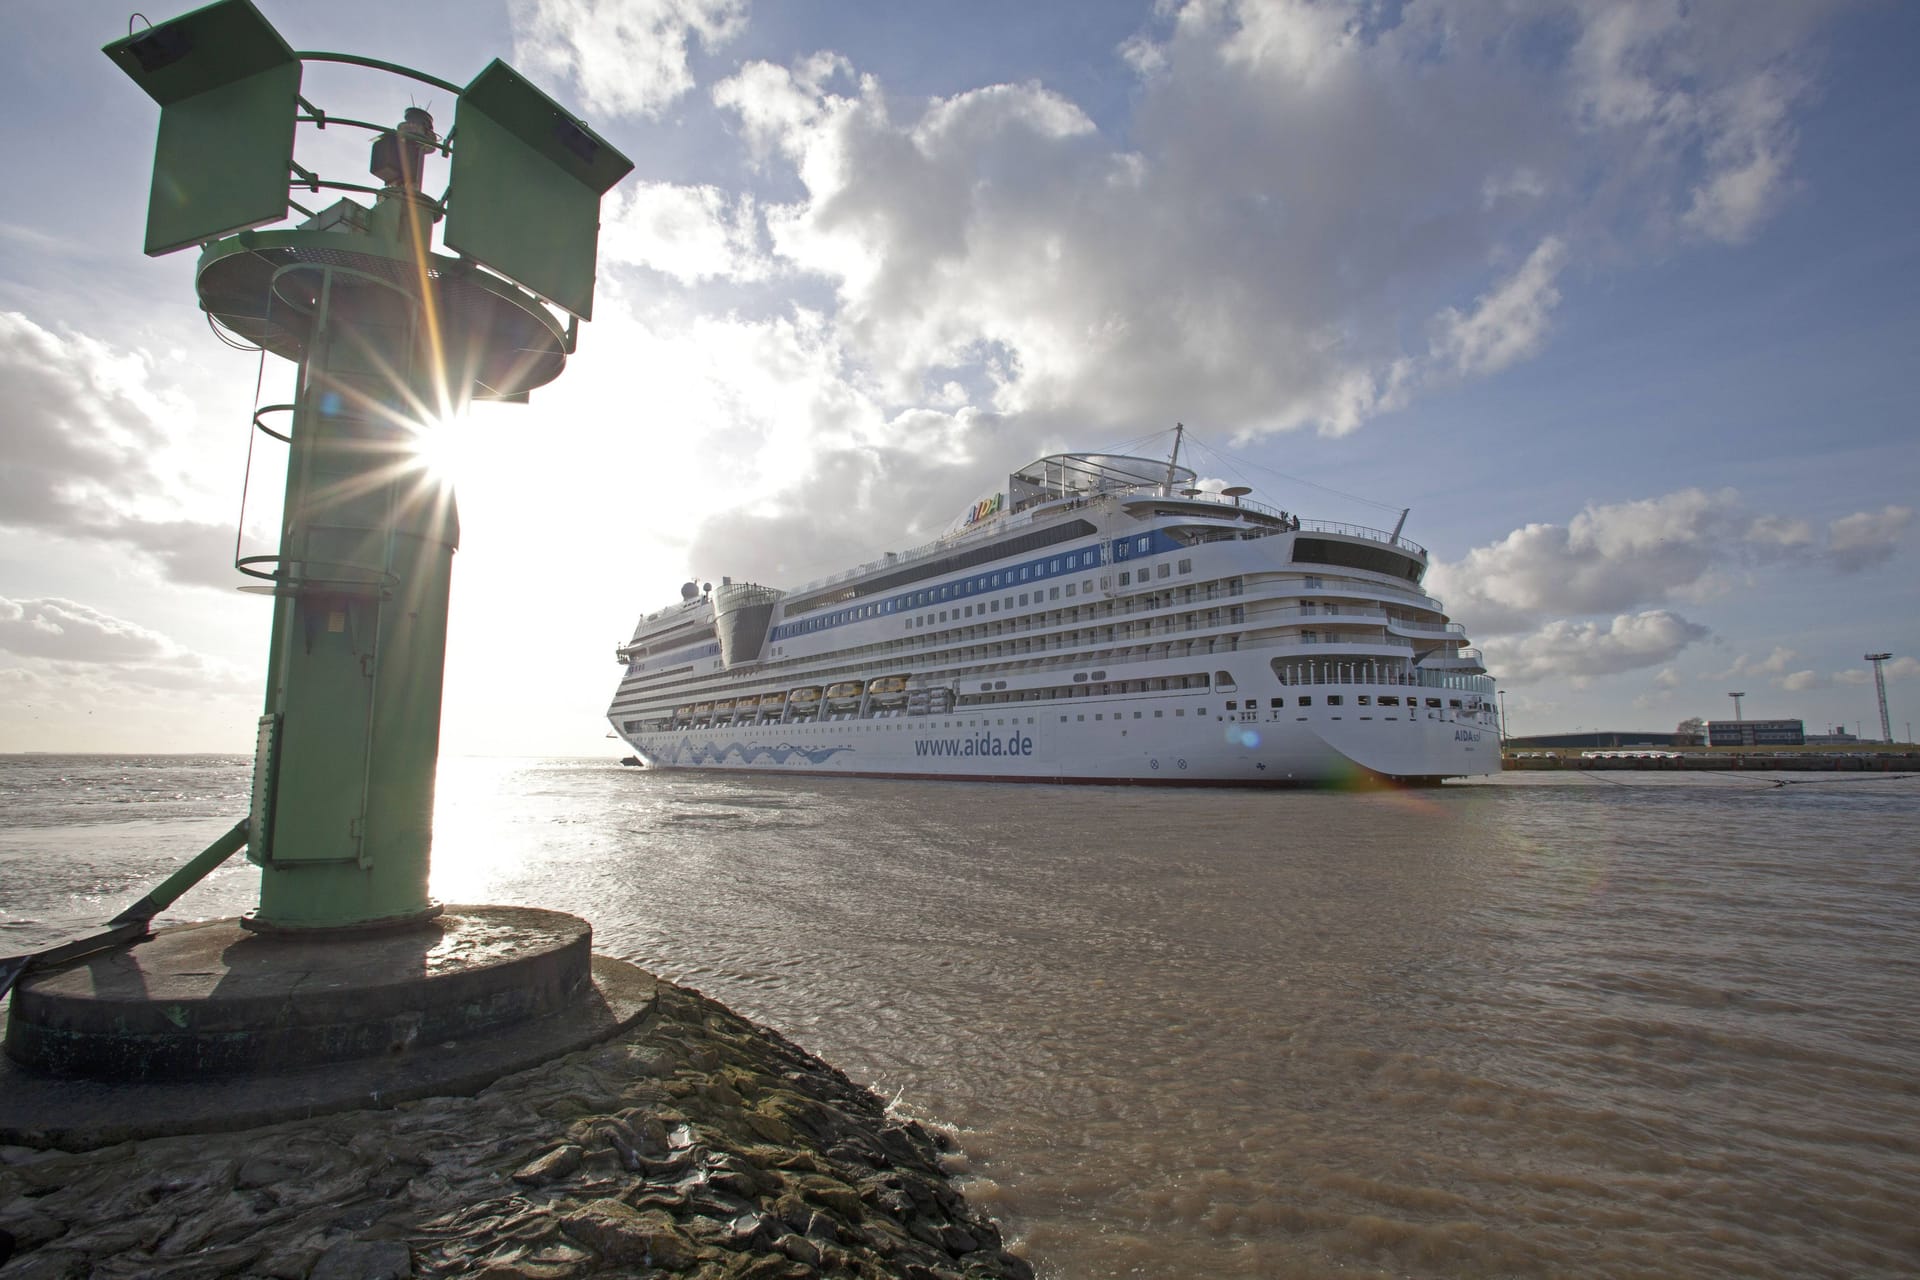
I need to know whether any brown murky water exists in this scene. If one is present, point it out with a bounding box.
[6,757,1919,1277]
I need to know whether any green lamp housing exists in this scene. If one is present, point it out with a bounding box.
[102,0,299,257]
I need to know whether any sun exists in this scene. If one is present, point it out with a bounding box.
[405,411,470,488]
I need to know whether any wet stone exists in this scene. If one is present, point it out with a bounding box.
[311,1238,412,1279]
[513,1144,585,1186]
[0,980,1031,1280]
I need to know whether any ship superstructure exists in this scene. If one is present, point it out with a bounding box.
[606,448,1497,784]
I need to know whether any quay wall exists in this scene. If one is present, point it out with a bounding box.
[1502,748,1919,772]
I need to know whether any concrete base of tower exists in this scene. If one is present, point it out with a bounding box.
[0,905,656,1150]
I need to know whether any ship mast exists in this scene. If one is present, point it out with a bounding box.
[1163,421,1185,494]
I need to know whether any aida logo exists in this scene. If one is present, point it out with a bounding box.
[964,493,1005,526]
[1454,729,1482,742]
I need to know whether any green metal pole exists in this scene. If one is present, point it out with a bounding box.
[246,181,458,932]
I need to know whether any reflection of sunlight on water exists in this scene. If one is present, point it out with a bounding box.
[429,757,540,904]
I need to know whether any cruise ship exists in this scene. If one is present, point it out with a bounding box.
[606,444,1498,785]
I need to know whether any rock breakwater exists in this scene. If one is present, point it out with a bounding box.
[0,980,1033,1280]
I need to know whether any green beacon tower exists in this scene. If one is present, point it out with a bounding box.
[103,1,633,931]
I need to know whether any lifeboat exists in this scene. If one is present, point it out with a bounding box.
[758,690,787,711]
[825,681,864,706]
[789,686,821,704]
[691,702,714,720]
[674,704,694,720]
[867,675,909,706]
[713,698,735,716]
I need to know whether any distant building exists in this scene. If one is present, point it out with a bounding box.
[1506,730,1678,750]
[1806,728,1861,745]
[1707,718,1805,747]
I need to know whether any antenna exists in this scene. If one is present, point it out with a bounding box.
[1865,654,1894,743]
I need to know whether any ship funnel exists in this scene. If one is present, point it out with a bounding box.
[712,582,784,668]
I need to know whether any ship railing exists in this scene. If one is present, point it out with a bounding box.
[1271,662,1496,694]
[1262,603,1389,621]
[1385,618,1468,637]
[1293,518,1426,557]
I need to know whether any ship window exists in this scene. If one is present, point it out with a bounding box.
[1358,695,1371,706]
[1095,714,1103,721]
[1084,551,1097,566]
[1077,714,1085,722]
[1049,588,1060,600]
[1066,584,1077,597]
[1158,564,1170,578]
[1118,571,1130,586]
[1020,567,1030,580]
[1178,559,1191,573]
[1449,699,1461,708]
[992,574,1001,586]
[1092,670,1106,679]
[1299,696,1312,707]
[1379,695,1399,706]
[1175,709,1185,716]
[1427,698,1442,708]
[978,577,988,589]
[1154,709,1163,717]
[1214,671,1236,692]
[1137,537,1149,552]
[990,601,999,613]
[1083,580,1093,593]
[1226,700,1236,710]
[1073,673,1087,682]
[1019,593,1029,606]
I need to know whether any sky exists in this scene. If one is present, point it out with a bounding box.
[1,0,1916,755]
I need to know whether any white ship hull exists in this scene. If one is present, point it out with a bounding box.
[622,691,1492,785]
[608,449,1498,787]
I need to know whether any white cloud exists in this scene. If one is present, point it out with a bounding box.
[1826,505,1912,572]
[1432,484,1910,687]
[1432,489,1912,640]
[0,596,252,696]
[1567,0,1829,243]
[670,0,1845,580]
[511,0,747,118]
[1681,68,1800,242]
[1486,610,1712,684]
[1715,646,1799,680]
[601,182,769,283]
[1780,670,1828,692]
[1430,238,1567,378]
[0,311,244,589]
